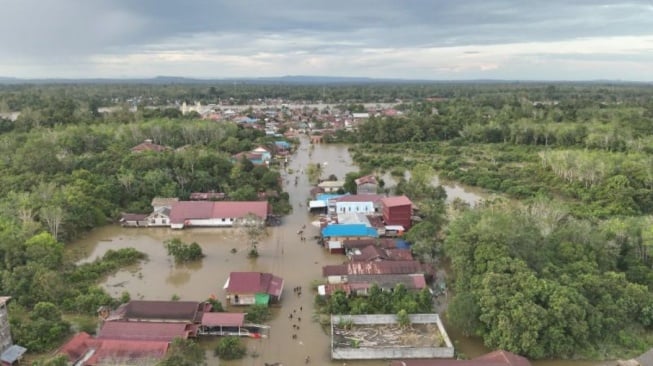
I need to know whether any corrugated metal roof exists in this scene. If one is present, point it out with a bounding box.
[98,321,191,342]
[0,345,26,363]
[389,350,532,366]
[201,312,245,327]
[226,272,284,297]
[335,194,383,203]
[382,195,413,207]
[324,261,422,276]
[169,201,269,224]
[108,300,201,322]
[322,224,378,238]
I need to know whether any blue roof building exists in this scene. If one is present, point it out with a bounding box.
[275,141,291,150]
[322,224,378,238]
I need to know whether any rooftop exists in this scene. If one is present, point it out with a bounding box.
[201,312,246,327]
[336,194,383,203]
[225,272,284,297]
[107,300,203,323]
[389,350,532,366]
[382,195,413,208]
[322,224,379,238]
[98,321,192,342]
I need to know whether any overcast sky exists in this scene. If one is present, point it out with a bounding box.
[1,0,653,80]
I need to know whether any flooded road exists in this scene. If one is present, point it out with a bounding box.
[69,137,604,366]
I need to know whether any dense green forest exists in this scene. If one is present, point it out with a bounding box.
[0,85,296,354]
[339,83,653,359]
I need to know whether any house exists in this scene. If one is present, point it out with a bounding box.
[355,175,378,195]
[317,180,345,193]
[352,112,370,119]
[390,350,532,366]
[342,238,399,250]
[119,213,149,227]
[58,332,169,366]
[145,206,171,227]
[382,195,413,230]
[0,345,26,366]
[198,312,269,338]
[319,273,426,296]
[151,197,178,211]
[189,192,226,201]
[252,146,272,162]
[169,201,270,229]
[334,194,383,214]
[104,300,209,323]
[98,321,194,341]
[348,245,413,262]
[131,139,170,153]
[0,297,26,366]
[274,141,291,151]
[322,261,423,284]
[321,224,378,240]
[224,272,284,306]
[232,151,266,165]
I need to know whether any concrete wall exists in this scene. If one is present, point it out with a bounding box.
[336,201,375,214]
[331,314,455,360]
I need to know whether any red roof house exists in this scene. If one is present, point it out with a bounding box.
[323,261,422,279]
[382,195,413,229]
[224,272,284,306]
[354,175,379,195]
[58,332,170,366]
[389,350,532,366]
[169,201,270,229]
[98,321,193,342]
[105,300,208,323]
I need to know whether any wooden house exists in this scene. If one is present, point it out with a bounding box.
[355,175,378,195]
[224,272,284,306]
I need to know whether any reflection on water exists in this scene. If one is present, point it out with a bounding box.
[67,137,605,366]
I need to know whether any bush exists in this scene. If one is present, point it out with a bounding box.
[244,304,271,324]
[164,238,204,262]
[214,336,246,360]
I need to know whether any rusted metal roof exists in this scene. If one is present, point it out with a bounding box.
[381,195,413,207]
[108,300,202,322]
[98,321,192,341]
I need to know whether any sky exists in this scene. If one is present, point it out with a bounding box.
[1,0,653,80]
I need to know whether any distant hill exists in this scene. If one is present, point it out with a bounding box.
[0,75,650,85]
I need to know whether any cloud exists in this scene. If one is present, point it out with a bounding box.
[0,0,652,79]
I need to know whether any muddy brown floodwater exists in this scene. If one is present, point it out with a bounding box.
[69,137,606,366]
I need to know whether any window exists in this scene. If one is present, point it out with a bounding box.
[162,219,167,224]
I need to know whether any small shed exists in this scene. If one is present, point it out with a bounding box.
[0,345,26,366]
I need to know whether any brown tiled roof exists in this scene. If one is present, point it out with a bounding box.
[382,195,413,207]
[98,321,192,341]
